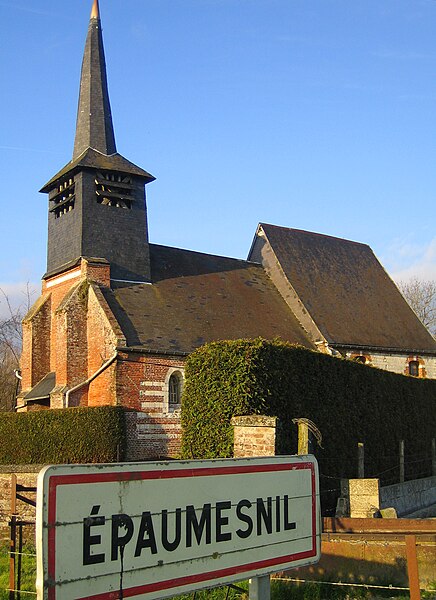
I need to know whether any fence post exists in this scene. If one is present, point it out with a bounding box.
[432,438,436,477]
[9,474,17,600]
[405,535,421,600]
[249,575,270,600]
[399,440,405,483]
[298,421,309,455]
[357,442,364,478]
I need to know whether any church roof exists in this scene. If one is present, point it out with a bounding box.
[40,148,155,192]
[23,372,56,402]
[40,0,154,193]
[255,224,436,354]
[73,0,116,160]
[101,244,315,354]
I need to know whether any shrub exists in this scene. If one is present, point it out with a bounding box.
[0,406,126,464]
[181,339,436,490]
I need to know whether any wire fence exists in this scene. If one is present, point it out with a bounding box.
[272,576,436,594]
[3,443,435,598]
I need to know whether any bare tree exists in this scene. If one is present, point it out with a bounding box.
[397,277,436,337]
[0,287,34,411]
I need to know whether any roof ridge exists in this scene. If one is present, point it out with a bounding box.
[260,223,369,248]
[149,243,258,265]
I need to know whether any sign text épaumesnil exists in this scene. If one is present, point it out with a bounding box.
[36,456,320,600]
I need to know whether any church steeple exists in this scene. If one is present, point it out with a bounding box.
[41,1,154,284]
[73,0,116,159]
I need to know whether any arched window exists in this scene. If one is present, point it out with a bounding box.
[408,360,419,377]
[354,356,367,364]
[168,372,183,409]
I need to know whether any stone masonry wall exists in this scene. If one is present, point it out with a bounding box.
[343,350,436,379]
[0,471,38,538]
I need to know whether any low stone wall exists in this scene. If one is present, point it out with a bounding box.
[0,468,40,541]
[380,476,436,516]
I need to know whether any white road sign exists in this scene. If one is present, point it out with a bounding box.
[36,456,320,600]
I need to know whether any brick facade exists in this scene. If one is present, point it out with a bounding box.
[116,353,184,459]
[18,260,186,459]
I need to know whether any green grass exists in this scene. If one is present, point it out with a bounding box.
[0,542,37,600]
[1,544,434,600]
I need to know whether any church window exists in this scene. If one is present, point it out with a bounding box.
[353,356,367,364]
[95,171,133,209]
[169,372,183,408]
[350,353,371,365]
[408,360,419,377]
[49,178,75,218]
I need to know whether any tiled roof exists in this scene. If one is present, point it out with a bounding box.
[258,224,436,353]
[102,244,315,354]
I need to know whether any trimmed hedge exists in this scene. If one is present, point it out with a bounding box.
[181,339,436,488]
[0,406,126,464]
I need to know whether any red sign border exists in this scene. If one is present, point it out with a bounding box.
[45,460,318,600]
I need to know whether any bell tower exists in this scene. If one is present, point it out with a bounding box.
[40,0,154,283]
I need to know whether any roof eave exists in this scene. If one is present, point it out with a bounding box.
[117,346,189,358]
[331,342,436,357]
[40,149,155,192]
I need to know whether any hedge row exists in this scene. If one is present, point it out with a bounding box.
[0,406,125,464]
[181,339,436,488]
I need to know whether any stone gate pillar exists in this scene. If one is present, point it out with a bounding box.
[231,415,277,457]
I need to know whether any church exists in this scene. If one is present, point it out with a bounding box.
[18,1,436,459]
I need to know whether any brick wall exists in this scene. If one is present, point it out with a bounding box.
[20,295,51,393]
[19,259,124,410]
[117,352,185,459]
[231,415,278,457]
[18,257,187,459]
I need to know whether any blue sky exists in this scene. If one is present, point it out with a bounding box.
[0,0,435,315]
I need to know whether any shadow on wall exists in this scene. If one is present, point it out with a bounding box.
[289,539,434,587]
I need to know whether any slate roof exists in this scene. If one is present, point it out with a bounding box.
[23,372,56,402]
[101,244,315,354]
[257,224,436,353]
[40,148,154,193]
[40,2,154,193]
[73,2,116,160]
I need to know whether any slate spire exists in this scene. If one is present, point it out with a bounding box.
[73,0,116,159]
[42,0,154,284]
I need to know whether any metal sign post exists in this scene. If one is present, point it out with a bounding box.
[249,575,271,600]
[36,455,320,600]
